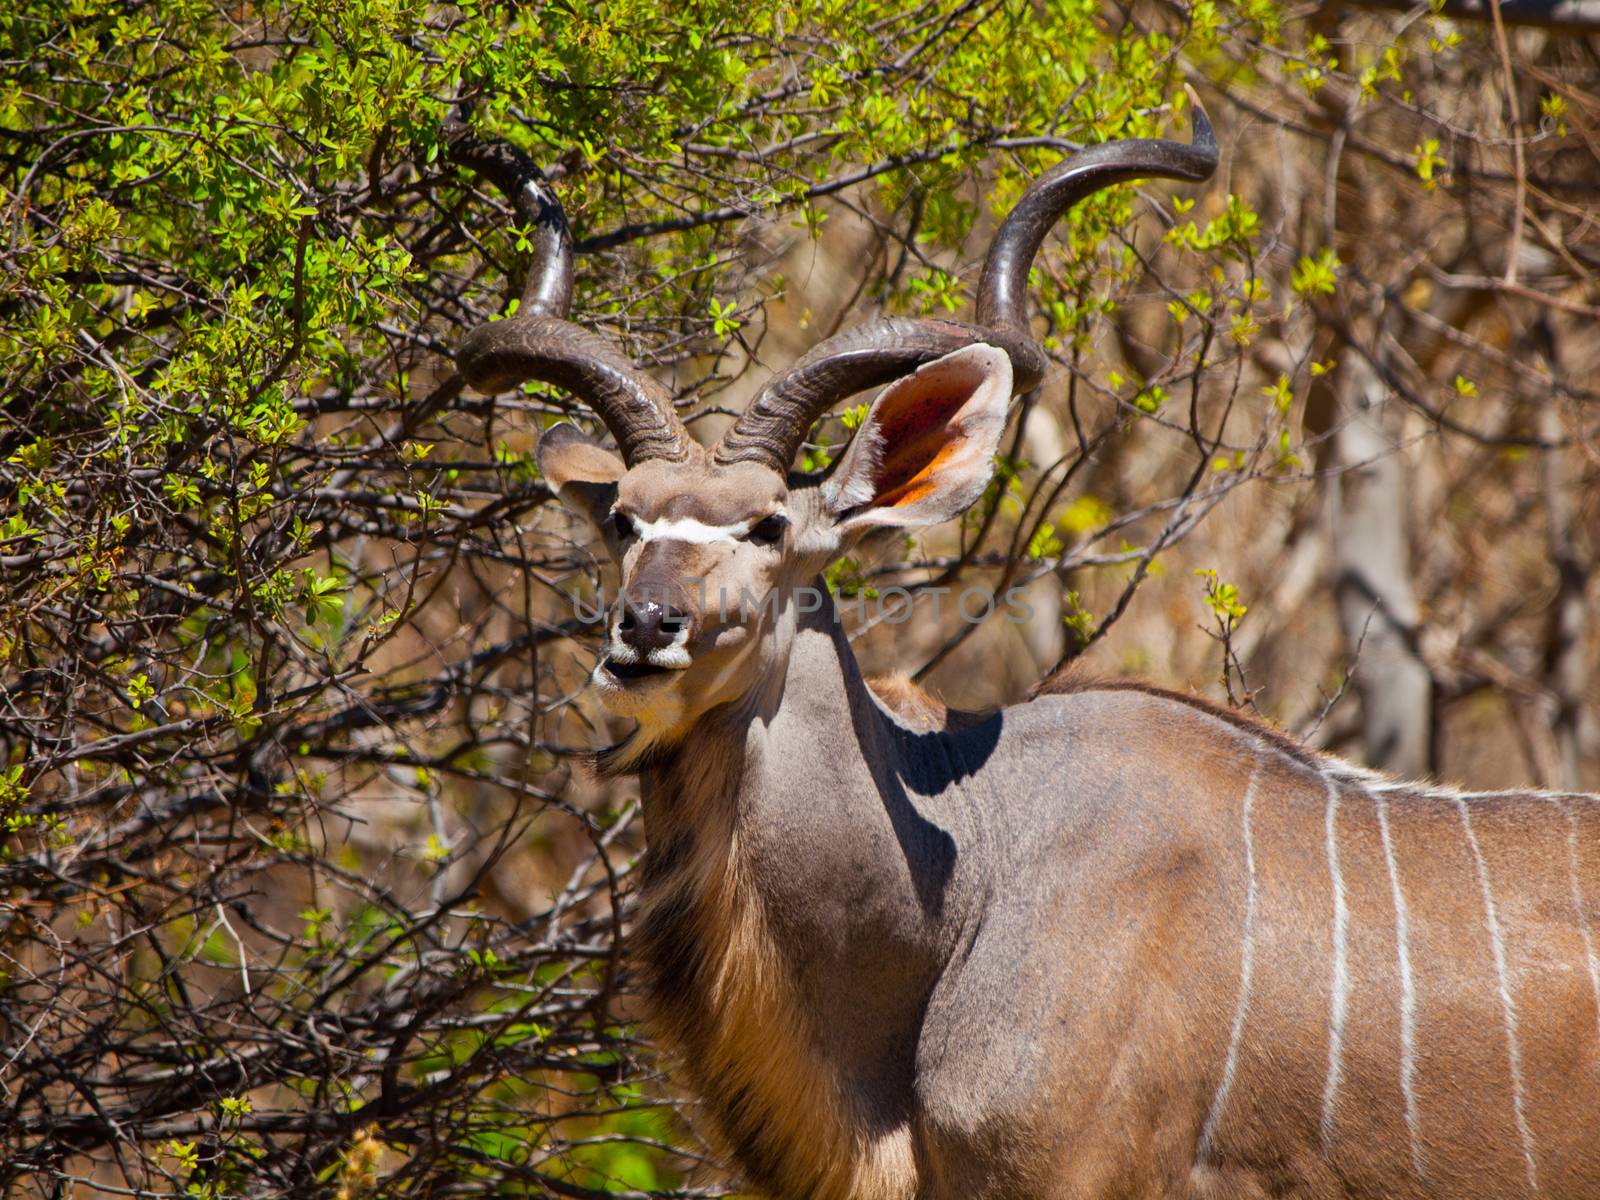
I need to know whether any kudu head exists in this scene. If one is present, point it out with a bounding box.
[453,108,1217,754]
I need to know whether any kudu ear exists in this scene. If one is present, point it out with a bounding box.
[822,344,1012,537]
[536,422,625,530]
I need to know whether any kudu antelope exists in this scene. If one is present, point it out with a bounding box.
[450,110,1600,1199]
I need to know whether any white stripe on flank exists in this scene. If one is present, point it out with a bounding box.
[1555,796,1600,1056]
[1373,786,1424,1176]
[1320,773,1351,1150]
[631,514,766,544]
[1199,755,1261,1160]
[1456,795,1539,1193]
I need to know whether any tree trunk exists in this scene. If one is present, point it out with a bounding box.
[1328,347,1435,776]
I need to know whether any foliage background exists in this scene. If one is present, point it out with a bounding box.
[1,0,1596,1194]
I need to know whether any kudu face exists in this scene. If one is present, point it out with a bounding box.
[449,100,1214,745]
[536,347,1014,745]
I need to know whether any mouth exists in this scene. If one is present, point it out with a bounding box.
[598,655,681,685]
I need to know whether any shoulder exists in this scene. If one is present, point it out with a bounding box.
[1025,666,1324,774]
[872,664,1328,779]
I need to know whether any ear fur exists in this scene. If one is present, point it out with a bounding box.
[536,422,624,530]
[822,344,1012,535]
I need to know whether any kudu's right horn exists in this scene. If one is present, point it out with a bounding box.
[713,101,1218,476]
[448,123,695,466]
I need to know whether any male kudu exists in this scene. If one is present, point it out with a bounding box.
[449,109,1600,1199]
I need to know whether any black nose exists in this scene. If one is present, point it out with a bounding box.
[617,598,691,653]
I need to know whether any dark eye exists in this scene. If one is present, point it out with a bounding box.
[748,513,788,545]
[609,511,637,541]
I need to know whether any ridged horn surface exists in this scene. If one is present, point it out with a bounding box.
[713,103,1218,475]
[447,122,693,465]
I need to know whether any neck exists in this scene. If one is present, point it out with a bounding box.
[630,596,964,1200]
[636,595,885,836]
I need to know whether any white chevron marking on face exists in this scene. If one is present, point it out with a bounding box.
[631,515,757,545]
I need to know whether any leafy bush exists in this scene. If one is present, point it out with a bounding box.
[2,0,1595,1195]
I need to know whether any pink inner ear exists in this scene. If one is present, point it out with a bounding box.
[869,376,975,507]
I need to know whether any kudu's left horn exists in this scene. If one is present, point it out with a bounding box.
[448,123,694,466]
[714,101,1219,476]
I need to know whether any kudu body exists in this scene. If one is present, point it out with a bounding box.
[450,111,1600,1199]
